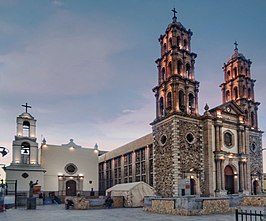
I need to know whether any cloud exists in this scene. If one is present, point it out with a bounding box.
[51,0,64,6]
[90,93,154,149]
[0,11,132,97]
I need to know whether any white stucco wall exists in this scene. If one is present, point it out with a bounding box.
[41,144,98,192]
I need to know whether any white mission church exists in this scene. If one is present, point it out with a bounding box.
[4,103,99,197]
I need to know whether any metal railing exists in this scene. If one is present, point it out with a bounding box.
[235,209,263,221]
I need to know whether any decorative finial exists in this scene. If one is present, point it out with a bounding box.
[21,102,32,113]
[171,8,177,22]
[204,103,209,111]
[234,41,238,51]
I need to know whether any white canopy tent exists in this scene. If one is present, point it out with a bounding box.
[106,181,156,207]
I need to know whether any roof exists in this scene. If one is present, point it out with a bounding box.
[19,112,34,120]
[106,182,148,192]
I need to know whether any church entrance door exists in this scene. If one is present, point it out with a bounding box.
[190,179,196,195]
[224,165,234,194]
[253,180,259,195]
[66,180,76,196]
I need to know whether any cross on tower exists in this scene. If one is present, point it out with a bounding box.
[22,103,32,113]
[172,8,177,20]
[234,41,238,51]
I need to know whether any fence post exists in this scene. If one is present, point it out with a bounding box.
[263,204,266,221]
[235,209,238,221]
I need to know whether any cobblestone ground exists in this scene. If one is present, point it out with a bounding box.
[0,205,264,221]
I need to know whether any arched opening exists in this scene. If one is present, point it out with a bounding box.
[184,39,187,50]
[226,90,230,101]
[21,142,30,164]
[224,165,235,194]
[179,91,185,112]
[66,180,77,196]
[233,67,237,77]
[242,86,246,97]
[161,67,166,81]
[190,178,196,195]
[167,92,172,110]
[251,112,255,127]
[159,97,164,116]
[227,71,230,81]
[248,88,251,99]
[177,60,182,75]
[186,63,191,79]
[188,93,195,114]
[23,121,30,137]
[245,110,248,121]
[167,62,172,78]
[234,87,238,99]
[245,68,248,76]
[253,180,259,195]
[177,36,180,48]
[169,38,172,48]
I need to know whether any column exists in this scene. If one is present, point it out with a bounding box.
[220,159,225,190]
[239,161,244,192]
[218,126,222,151]
[215,159,221,192]
[214,125,219,151]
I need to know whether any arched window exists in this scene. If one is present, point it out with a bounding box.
[23,121,30,137]
[245,68,248,76]
[251,112,255,127]
[21,142,30,164]
[227,71,230,81]
[226,90,230,101]
[242,86,246,97]
[169,38,172,48]
[177,36,180,48]
[161,68,166,81]
[167,92,172,110]
[179,91,185,112]
[245,110,248,121]
[188,93,195,113]
[233,67,237,77]
[177,60,182,75]
[184,39,187,50]
[159,97,164,116]
[167,62,172,78]
[248,88,251,99]
[186,63,191,78]
[234,87,238,99]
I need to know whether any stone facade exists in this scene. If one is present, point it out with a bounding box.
[99,10,263,199]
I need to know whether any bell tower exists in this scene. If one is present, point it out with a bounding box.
[153,8,199,121]
[220,42,260,129]
[152,9,204,198]
[12,103,39,165]
[5,103,45,192]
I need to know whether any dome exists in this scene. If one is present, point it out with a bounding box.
[229,50,246,62]
[19,112,34,119]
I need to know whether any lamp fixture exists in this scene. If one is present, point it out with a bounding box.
[0,147,9,157]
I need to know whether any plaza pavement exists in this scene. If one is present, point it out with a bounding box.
[0,204,264,221]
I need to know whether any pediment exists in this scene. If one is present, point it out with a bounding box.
[209,101,245,117]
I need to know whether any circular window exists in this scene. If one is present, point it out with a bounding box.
[250,143,257,152]
[160,135,167,146]
[224,131,234,148]
[65,163,78,175]
[186,132,195,144]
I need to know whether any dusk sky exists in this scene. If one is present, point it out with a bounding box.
[1,0,266,175]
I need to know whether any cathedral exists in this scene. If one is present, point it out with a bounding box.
[99,10,263,197]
